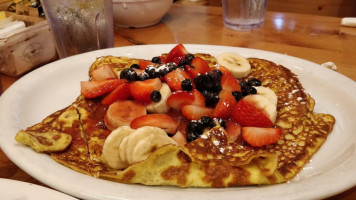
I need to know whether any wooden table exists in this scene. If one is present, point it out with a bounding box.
[1,4,356,199]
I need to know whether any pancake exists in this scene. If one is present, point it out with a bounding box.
[15,51,335,187]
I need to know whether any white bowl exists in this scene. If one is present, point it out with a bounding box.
[112,0,173,28]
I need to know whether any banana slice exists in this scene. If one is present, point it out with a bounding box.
[146,83,172,113]
[254,86,278,107]
[104,100,147,130]
[217,52,251,78]
[101,126,135,169]
[120,126,177,165]
[244,94,277,123]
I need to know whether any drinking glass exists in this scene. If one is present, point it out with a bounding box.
[222,0,268,31]
[40,0,114,58]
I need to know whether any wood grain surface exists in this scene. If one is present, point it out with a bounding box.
[1,4,356,200]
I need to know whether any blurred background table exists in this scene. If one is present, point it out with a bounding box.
[1,3,356,200]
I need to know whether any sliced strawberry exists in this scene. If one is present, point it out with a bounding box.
[101,82,130,105]
[81,79,123,98]
[242,127,282,147]
[164,68,190,91]
[172,131,187,146]
[231,99,273,127]
[181,105,214,120]
[190,57,210,74]
[191,89,206,106]
[225,121,241,141]
[167,91,194,111]
[159,56,166,64]
[212,90,236,119]
[139,60,154,70]
[90,64,118,81]
[166,44,189,65]
[129,78,162,103]
[130,114,177,134]
[166,89,205,111]
[220,73,241,92]
[185,65,199,79]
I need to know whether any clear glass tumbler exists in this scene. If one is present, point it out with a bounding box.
[41,0,114,58]
[222,0,268,31]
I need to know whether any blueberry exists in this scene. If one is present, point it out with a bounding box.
[248,78,261,86]
[209,69,222,82]
[242,85,257,96]
[145,66,159,78]
[232,91,244,102]
[138,72,149,81]
[211,81,222,93]
[130,64,140,69]
[187,121,204,142]
[178,59,188,67]
[247,86,257,95]
[195,74,214,91]
[151,56,161,64]
[216,118,226,128]
[150,90,161,102]
[205,91,219,107]
[181,79,193,91]
[185,54,195,64]
[200,116,214,128]
[240,81,248,89]
[120,68,131,79]
[121,68,138,81]
[159,67,170,77]
[167,63,177,71]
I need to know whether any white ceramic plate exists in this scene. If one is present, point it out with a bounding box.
[0,178,78,200]
[1,44,356,200]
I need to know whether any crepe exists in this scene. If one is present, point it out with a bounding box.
[15,53,335,187]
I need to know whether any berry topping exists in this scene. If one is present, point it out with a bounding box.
[130,64,140,69]
[130,114,177,134]
[225,121,241,141]
[181,105,214,120]
[232,91,244,102]
[144,66,160,79]
[248,78,262,87]
[164,68,191,91]
[81,79,124,99]
[185,53,195,64]
[209,69,223,81]
[167,63,178,71]
[129,78,162,103]
[90,65,117,81]
[139,60,155,70]
[101,82,130,105]
[150,90,161,102]
[231,99,273,127]
[166,89,205,111]
[212,90,236,119]
[181,79,193,91]
[220,73,241,92]
[190,57,210,74]
[241,127,282,147]
[151,56,161,64]
[199,115,215,128]
[120,68,138,81]
[202,91,219,107]
[187,121,204,142]
[184,65,199,79]
[166,44,189,65]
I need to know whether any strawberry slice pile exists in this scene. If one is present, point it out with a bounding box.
[79,44,282,148]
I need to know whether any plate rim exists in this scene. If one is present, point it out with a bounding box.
[1,44,356,200]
